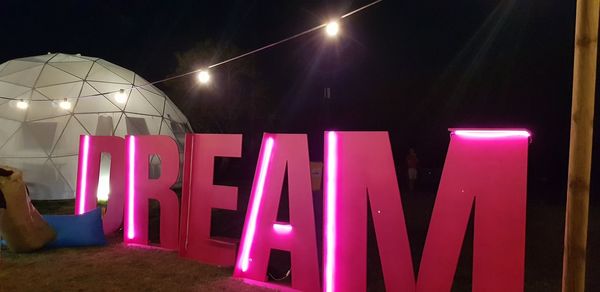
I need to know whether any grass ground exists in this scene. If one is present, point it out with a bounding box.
[0,236,273,292]
[0,200,273,292]
[1,186,598,291]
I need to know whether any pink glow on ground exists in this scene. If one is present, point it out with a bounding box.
[238,137,275,272]
[325,131,338,292]
[127,136,136,240]
[273,223,293,235]
[126,243,173,251]
[453,130,531,139]
[241,278,301,292]
[77,135,90,215]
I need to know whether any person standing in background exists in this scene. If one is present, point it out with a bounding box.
[406,148,419,191]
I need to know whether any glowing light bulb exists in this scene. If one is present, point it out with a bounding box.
[196,70,210,85]
[325,21,340,37]
[115,89,127,104]
[59,98,72,110]
[16,100,29,110]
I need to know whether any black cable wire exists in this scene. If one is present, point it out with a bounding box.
[0,0,383,103]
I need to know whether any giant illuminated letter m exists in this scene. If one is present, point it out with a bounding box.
[324,129,529,292]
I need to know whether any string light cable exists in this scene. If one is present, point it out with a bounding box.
[0,0,383,103]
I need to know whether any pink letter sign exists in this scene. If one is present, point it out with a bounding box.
[324,129,529,292]
[324,131,415,292]
[417,129,529,292]
[179,134,242,266]
[124,135,180,249]
[235,134,321,292]
[75,135,125,235]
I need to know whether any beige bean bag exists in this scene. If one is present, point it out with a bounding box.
[0,166,56,252]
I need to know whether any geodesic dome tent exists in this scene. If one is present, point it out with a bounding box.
[0,53,191,200]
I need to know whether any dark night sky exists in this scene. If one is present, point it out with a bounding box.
[1,0,598,198]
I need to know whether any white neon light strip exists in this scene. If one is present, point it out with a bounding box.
[238,137,275,272]
[325,131,338,292]
[77,135,90,215]
[127,136,136,239]
[453,130,531,139]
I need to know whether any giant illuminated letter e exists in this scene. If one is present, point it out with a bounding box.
[179,134,242,266]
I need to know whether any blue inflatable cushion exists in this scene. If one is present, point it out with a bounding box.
[43,208,106,248]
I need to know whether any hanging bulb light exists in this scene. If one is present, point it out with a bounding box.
[196,70,211,85]
[115,89,127,104]
[16,99,29,110]
[325,20,340,37]
[59,98,72,110]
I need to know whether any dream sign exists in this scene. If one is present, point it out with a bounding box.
[74,129,530,292]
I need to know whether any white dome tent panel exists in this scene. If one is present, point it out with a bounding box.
[49,61,94,79]
[48,54,89,63]
[51,116,89,156]
[86,81,131,110]
[0,60,41,77]
[0,65,43,87]
[134,75,163,96]
[0,118,21,144]
[52,155,79,194]
[138,88,166,114]
[17,54,56,63]
[97,59,135,83]
[0,81,31,98]
[160,119,176,137]
[0,126,49,158]
[36,65,81,87]
[25,101,70,121]
[125,89,162,116]
[0,53,192,200]
[164,100,187,124]
[80,81,101,96]
[0,157,70,200]
[113,114,128,137]
[0,115,70,158]
[75,113,122,135]
[87,63,131,84]
[30,90,49,101]
[0,101,28,121]
[124,113,163,136]
[74,95,121,113]
[37,82,84,100]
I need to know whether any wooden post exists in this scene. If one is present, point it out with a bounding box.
[562,0,599,291]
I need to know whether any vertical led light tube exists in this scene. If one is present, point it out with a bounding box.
[77,135,91,215]
[127,136,136,239]
[453,130,531,139]
[238,137,275,272]
[324,131,338,292]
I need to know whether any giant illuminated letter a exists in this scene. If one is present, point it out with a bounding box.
[324,130,529,292]
[235,134,321,292]
[124,135,180,249]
